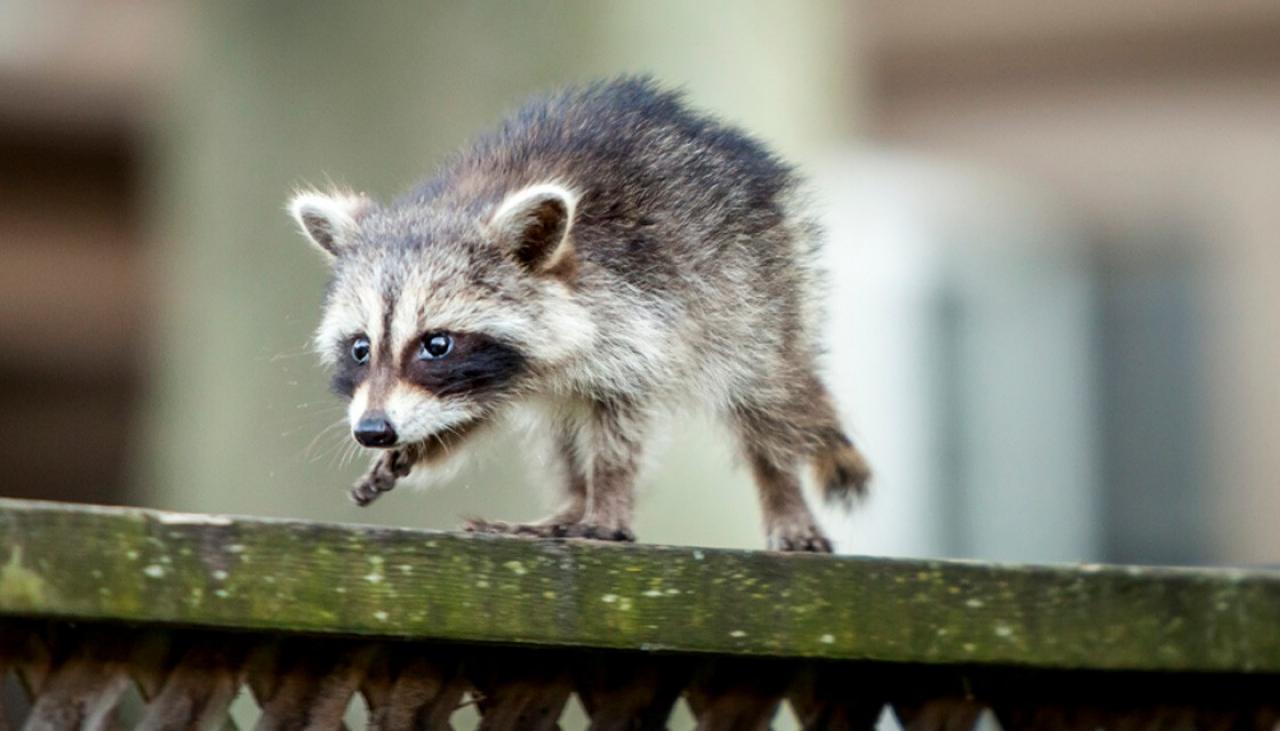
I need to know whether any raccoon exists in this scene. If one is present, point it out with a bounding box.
[287,77,869,552]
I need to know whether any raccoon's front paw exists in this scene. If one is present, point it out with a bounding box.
[767,523,833,553]
[350,451,405,506]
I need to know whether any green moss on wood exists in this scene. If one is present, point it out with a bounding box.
[2,498,1279,672]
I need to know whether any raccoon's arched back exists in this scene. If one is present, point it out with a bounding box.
[404,76,799,242]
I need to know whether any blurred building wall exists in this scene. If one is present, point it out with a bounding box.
[817,154,1103,563]
[0,0,177,507]
[134,2,860,549]
[861,0,1280,564]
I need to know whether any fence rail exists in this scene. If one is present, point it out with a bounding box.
[2,498,1279,729]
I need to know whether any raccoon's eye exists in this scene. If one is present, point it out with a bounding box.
[350,336,371,365]
[419,333,453,360]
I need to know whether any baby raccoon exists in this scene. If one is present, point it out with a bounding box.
[288,77,869,552]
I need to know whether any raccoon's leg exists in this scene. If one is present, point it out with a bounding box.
[559,397,644,541]
[462,422,588,536]
[802,384,872,507]
[542,422,591,524]
[729,395,835,552]
[742,441,832,553]
[465,400,641,542]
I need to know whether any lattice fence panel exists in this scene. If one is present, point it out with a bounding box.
[3,622,1280,730]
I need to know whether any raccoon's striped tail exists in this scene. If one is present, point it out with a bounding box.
[811,430,872,508]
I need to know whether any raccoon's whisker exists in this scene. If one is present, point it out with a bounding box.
[335,440,355,468]
[315,432,353,468]
[332,441,353,470]
[265,344,322,365]
[303,418,350,459]
[341,441,367,469]
[415,424,461,466]
[267,350,315,363]
[276,402,347,430]
[436,420,473,455]
[293,401,344,410]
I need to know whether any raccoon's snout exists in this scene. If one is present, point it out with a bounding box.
[353,412,398,448]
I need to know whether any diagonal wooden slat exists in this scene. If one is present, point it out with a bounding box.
[1,632,46,730]
[22,654,131,731]
[786,666,884,731]
[891,698,983,731]
[986,670,1280,730]
[122,631,182,706]
[468,650,573,731]
[685,659,788,731]
[248,640,374,731]
[0,650,12,731]
[3,630,51,702]
[990,704,1103,731]
[1101,706,1202,730]
[360,645,465,731]
[135,637,249,731]
[0,669,13,731]
[572,655,688,730]
[1082,704,1280,731]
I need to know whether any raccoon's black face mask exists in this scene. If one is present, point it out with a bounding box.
[325,324,526,447]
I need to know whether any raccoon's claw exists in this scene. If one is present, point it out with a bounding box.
[461,517,566,538]
[461,517,524,535]
[552,523,636,542]
[768,524,833,553]
[462,517,636,543]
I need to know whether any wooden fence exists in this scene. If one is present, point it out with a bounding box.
[2,498,1279,729]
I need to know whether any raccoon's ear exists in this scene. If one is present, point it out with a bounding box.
[287,189,371,260]
[490,183,578,275]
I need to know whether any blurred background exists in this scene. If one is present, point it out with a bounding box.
[4,0,1280,570]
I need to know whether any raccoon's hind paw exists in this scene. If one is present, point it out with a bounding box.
[767,522,833,553]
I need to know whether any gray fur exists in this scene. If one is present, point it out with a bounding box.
[289,77,870,552]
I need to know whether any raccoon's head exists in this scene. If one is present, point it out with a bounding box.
[287,183,593,450]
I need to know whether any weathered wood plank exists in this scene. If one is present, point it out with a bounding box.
[4,498,1280,672]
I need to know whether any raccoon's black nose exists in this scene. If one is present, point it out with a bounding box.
[354,414,398,447]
